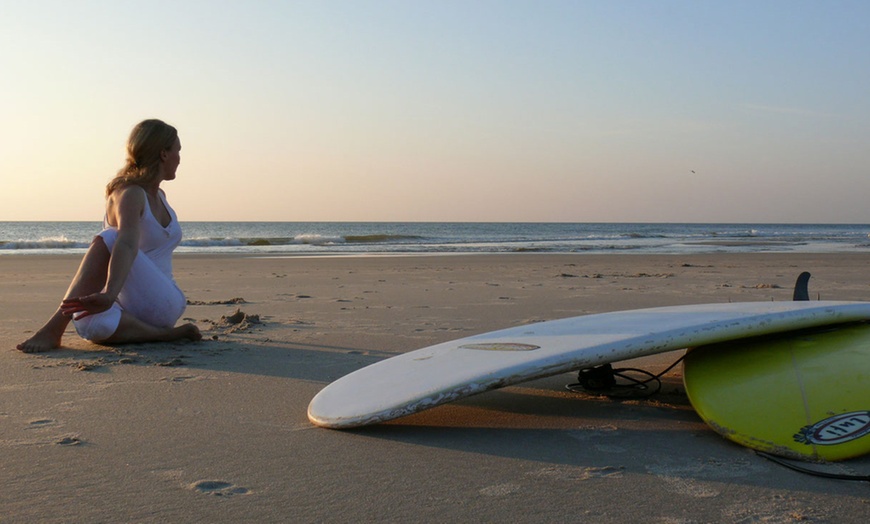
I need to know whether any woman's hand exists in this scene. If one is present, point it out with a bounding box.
[60,293,116,319]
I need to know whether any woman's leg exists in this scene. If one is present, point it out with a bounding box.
[16,237,111,352]
[100,312,201,344]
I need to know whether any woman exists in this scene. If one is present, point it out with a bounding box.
[17,119,201,352]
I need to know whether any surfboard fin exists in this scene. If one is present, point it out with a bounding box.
[793,272,811,301]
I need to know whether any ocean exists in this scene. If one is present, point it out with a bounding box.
[2,222,870,256]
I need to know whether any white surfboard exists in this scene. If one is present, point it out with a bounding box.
[308,301,870,429]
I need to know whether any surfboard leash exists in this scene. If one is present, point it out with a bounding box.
[565,354,687,398]
[755,451,870,483]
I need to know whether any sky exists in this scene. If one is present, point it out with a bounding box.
[1,0,869,223]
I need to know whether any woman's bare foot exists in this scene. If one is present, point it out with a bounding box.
[17,327,64,353]
[175,323,203,342]
[16,311,70,353]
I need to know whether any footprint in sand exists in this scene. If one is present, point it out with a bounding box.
[567,424,619,442]
[722,495,821,522]
[527,465,624,481]
[190,480,250,497]
[56,436,83,446]
[162,375,199,383]
[646,463,723,498]
[479,482,522,497]
[27,419,57,429]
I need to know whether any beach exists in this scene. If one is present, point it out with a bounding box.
[2,252,869,522]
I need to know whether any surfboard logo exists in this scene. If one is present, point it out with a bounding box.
[793,411,870,446]
[459,343,541,352]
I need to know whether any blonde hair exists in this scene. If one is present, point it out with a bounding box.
[106,119,178,196]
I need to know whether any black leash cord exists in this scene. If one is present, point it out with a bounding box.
[755,451,870,482]
[567,354,687,398]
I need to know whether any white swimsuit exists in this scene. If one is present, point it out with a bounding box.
[74,190,186,341]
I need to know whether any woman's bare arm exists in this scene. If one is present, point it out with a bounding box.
[60,186,145,318]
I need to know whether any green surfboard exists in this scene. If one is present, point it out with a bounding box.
[684,323,870,461]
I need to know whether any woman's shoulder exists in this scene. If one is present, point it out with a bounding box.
[113,184,148,197]
[109,185,148,211]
